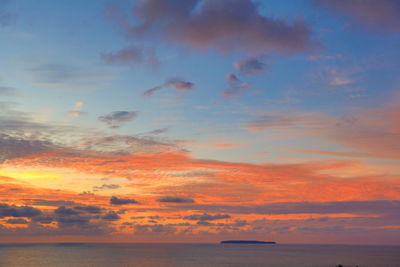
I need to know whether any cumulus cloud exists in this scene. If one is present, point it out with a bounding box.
[234,56,267,76]
[316,0,400,31]
[142,78,194,97]
[157,196,194,203]
[54,206,79,216]
[107,0,318,54]
[101,46,158,68]
[183,213,231,221]
[0,203,42,218]
[98,111,137,128]
[110,196,139,205]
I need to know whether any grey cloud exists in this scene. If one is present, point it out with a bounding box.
[0,86,17,96]
[234,57,267,76]
[74,205,103,214]
[101,211,121,221]
[110,196,139,205]
[21,61,115,91]
[108,0,318,54]
[175,200,400,217]
[54,207,80,216]
[23,199,78,207]
[0,203,42,218]
[31,215,53,224]
[56,215,90,227]
[98,111,137,129]
[316,0,400,31]
[142,78,194,97]
[0,134,56,163]
[157,196,194,203]
[101,46,158,68]
[25,64,75,84]
[5,218,28,224]
[183,213,231,221]
[148,127,169,135]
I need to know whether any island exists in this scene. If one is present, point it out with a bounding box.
[220,240,276,244]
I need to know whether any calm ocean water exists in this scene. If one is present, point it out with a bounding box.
[0,243,399,267]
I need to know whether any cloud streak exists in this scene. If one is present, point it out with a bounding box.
[101,46,158,68]
[98,111,137,129]
[142,78,194,97]
[316,0,400,31]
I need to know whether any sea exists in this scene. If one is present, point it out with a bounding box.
[0,243,399,267]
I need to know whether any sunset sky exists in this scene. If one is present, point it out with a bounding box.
[1,0,400,244]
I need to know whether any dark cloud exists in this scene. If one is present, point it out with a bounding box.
[223,73,250,97]
[0,204,119,235]
[316,0,400,31]
[107,0,318,54]
[110,196,139,205]
[31,215,53,224]
[183,213,231,221]
[234,56,267,76]
[5,218,28,224]
[101,45,158,68]
[157,196,195,203]
[74,205,103,214]
[98,111,137,129]
[101,211,121,221]
[54,206,80,216]
[0,203,42,218]
[175,200,400,217]
[56,215,90,227]
[142,78,194,97]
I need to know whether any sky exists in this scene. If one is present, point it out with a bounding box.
[0,0,400,244]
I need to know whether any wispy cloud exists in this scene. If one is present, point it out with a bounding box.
[316,0,400,31]
[101,45,158,68]
[142,78,193,97]
[98,111,138,129]
[223,73,250,97]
